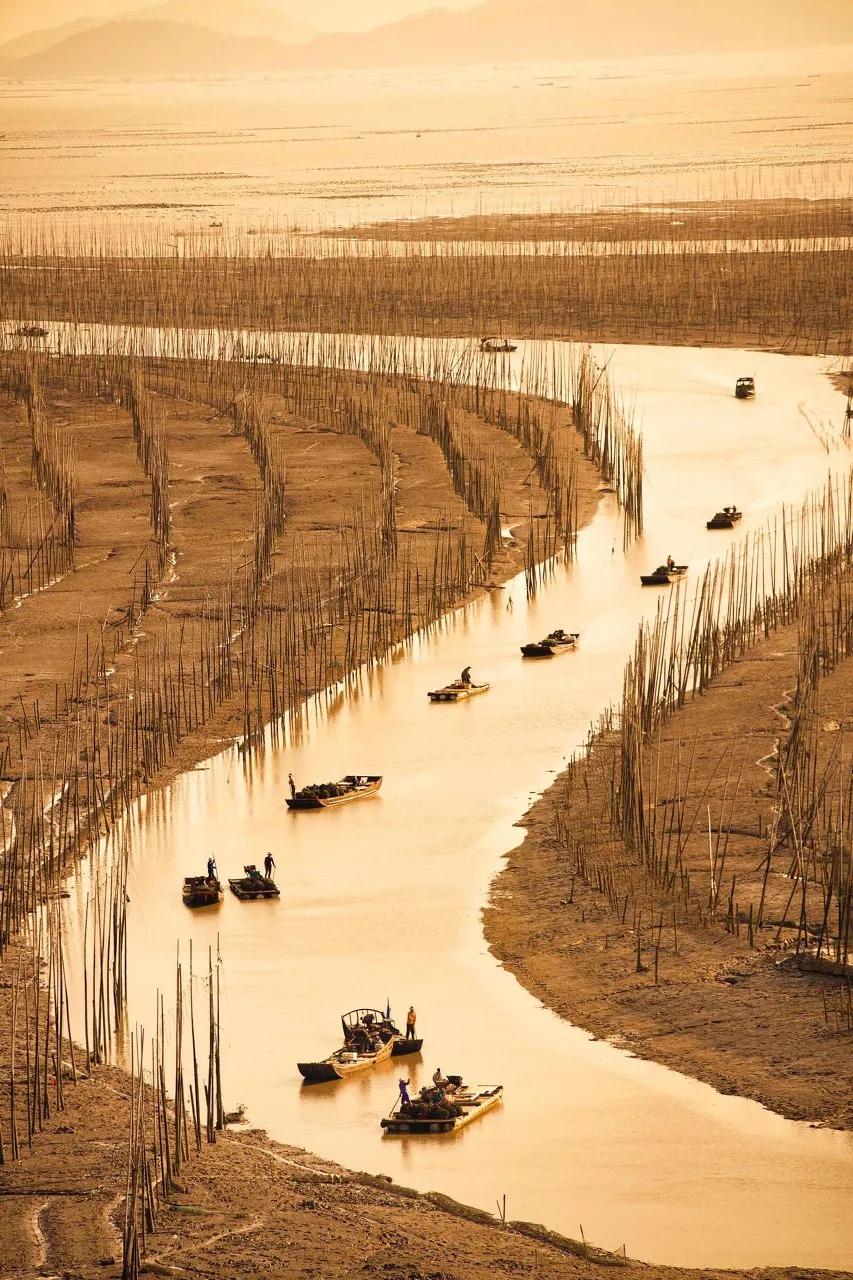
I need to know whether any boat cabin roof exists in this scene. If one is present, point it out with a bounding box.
[342,1007,388,1026]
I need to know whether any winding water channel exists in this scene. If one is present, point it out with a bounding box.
[47,337,853,1269]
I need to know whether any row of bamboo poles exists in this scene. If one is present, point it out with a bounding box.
[0,333,642,1177]
[2,210,850,352]
[0,366,76,610]
[0,909,75,1163]
[4,320,644,555]
[553,470,853,984]
[122,940,224,1279]
[2,334,628,951]
[767,551,853,969]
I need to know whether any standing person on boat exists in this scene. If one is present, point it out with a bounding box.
[666,555,675,572]
[288,772,297,799]
[460,666,472,686]
[398,1078,410,1106]
[263,852,276,881]
[406,1006,417,1040]
[207,856,217,882]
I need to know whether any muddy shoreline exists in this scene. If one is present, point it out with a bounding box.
[484,609,853,1132]
[2,1035,850,1280]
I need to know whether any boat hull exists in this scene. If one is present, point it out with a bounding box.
[391,1037,423,1057]
[521,638,578,657]
[228,877,280,900]
[182,885,223,907]
[299,1032,421,1084]
[428,683,490,702]
[287,776,382,809]
[706,513,742,529]
[641,566,688,586]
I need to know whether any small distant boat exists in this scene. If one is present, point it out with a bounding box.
[286,775,382,810]
[14,324,49,339]
[381,1079,503,1135]
[298,1008,422,1084]
[735,376,755,399]
[428,680,490,703]
[706,507,742,530]
[182,875,224,907]
[521,629,579,658]
[640,564,688,586]
[227,864,280,900]
[479,336,517,354]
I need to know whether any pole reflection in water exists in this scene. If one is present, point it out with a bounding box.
[62,345,853,1269]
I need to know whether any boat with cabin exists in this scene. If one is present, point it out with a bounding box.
[521,629,579,658]
[735,376,755,399]
[706,507,742,529]
[428,680,490,702]
[381,1078,503,1135]
[640,564,688,586]
[298,1008,422,1083]
[15,324,49,339]
[182,875,224,907]
[227,864,280,900]
[286,775,382,809]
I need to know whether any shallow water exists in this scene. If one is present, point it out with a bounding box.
[56,341,853,1269]
[1,45,851,236]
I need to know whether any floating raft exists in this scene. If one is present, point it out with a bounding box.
[286,775,382,810]
[182,876,223,907]
[428,681,490,703]
[640,565,688,586]
[382,1084,503,1135]
[228,865,280,900]
[521,631,579,658]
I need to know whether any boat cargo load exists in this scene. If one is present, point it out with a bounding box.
[382,1078,503,1135]
[706,507,742,529]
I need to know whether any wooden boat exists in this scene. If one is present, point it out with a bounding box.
[735,376,755,399]
[15,324,49,339]
[706,508,742,529]
[479,337,517,354]
[286,775,382,810]
[428,680,490,703]
[227,864,280,900]
[298,1008,423,1084]
[521,630,579,658]
[381,1081,503,1135]
[640,564,688,586]
[182,875,224,907]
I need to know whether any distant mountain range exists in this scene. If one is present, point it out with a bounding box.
[1,0,850,79]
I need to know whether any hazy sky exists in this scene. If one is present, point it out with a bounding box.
[302,0,482,28]
[2,0,483,37]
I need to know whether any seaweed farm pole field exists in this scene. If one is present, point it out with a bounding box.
[2,205,851,352]
[547,469,853,993]
[0,333,637,1046]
